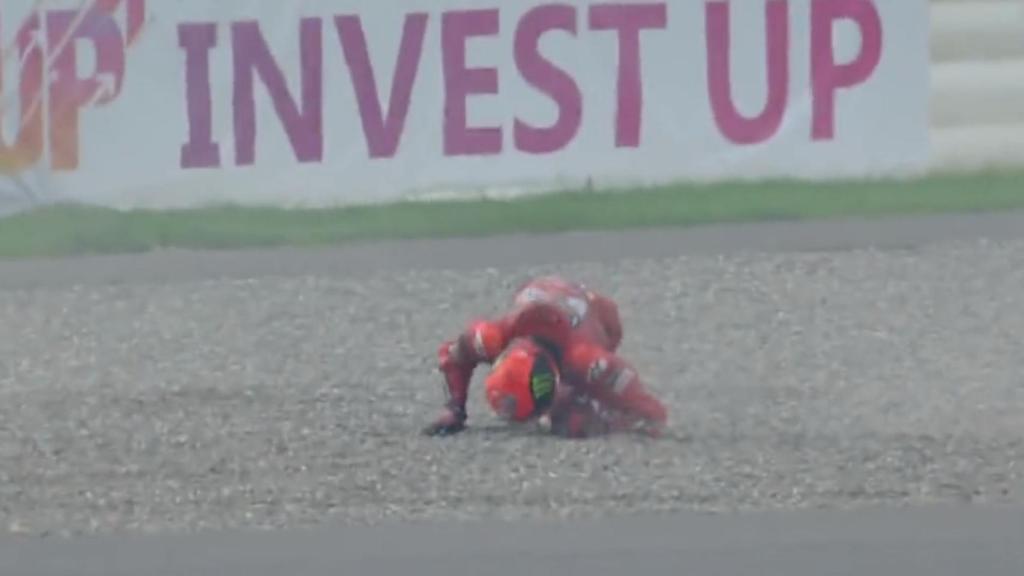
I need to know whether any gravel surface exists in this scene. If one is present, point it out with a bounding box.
[2,232,1024,538]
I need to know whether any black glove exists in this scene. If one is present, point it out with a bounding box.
[422,405,467,437]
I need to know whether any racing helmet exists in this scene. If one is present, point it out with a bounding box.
[485,338,559,422]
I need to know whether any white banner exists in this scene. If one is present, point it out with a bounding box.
[0,0,930,211]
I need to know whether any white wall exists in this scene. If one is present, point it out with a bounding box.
[930,0,1024,172]
[0,0,1010,216]
[0,0,935,211]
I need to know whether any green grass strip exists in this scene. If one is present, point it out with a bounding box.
[0,170,1021,259]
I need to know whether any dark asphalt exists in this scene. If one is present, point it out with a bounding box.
[3,211,1024,289]
[2,505,1022,576]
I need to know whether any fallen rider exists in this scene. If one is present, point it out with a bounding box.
[422,276,668,439]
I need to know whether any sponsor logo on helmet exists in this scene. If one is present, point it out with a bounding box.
[530,372,555,401]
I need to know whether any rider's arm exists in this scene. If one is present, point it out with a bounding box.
[436,317,512,414]
[423,317,509,436]
[437,299,573,406]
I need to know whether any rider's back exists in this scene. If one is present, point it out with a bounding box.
[511,276,621,352]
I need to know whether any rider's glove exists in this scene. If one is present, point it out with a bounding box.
[422,405,467,437]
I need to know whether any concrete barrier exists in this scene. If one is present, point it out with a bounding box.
[931,0,1024,62]
[929,0,1024,171]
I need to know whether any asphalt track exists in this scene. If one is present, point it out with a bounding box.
[2,505,1022,576]
[3,211,1024,576]
[4,210,1024,290]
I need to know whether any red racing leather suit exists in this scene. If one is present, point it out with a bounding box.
[426,276,668,438]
